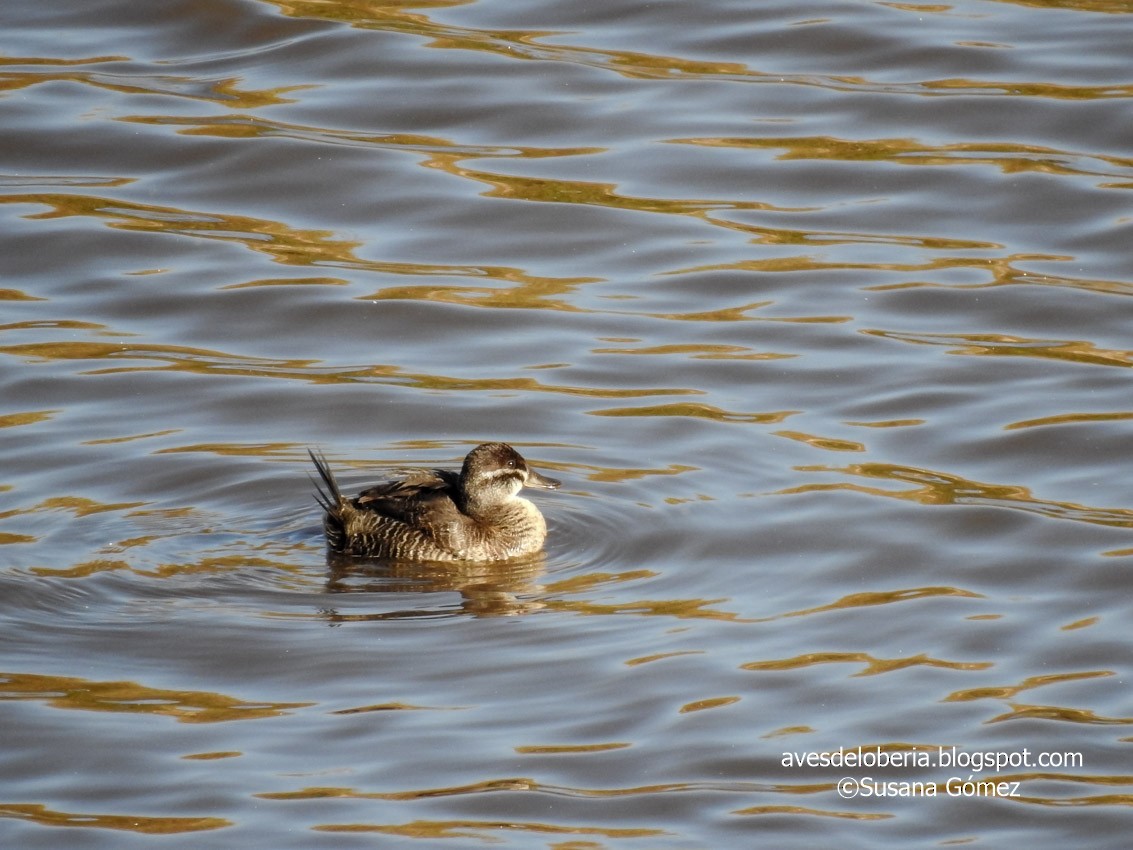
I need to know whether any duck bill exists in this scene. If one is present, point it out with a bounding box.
[526,469,561,490]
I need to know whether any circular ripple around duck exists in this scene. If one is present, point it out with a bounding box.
[542,491,661,577]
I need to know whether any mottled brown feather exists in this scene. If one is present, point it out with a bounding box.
[308,444,559,562]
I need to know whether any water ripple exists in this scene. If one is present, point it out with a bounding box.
[3,0,1130,846]
[785,462,1133,528]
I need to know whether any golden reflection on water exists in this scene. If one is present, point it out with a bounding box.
[259,777,768,802]
[312,818,666,839]
[624,650,705,667]
[990,771,1133,807]
[24,20,1118,341]
[15,490,311,579]
[538,578,982,625]
[0,55,304,107]
[11,174,1099,320]
[83,428,182,445]
[134,553,309,580]
[946,670,1113,703]
[786,462,1133,528]
[763,725,816,738]
[733,805,892,820]
[570,462,698,483]
[515,743,631,755]
[112,111,976,268]
[266,0,752,88]
[590,403,797,424]
[125,113,602,163]
[919,78,1133,100]
[777,586,984,620]
[323,553,546,618]
[28,559,134,578]
[260,780,538,801]
[591,342,792,361]
[1005,411,1133,430]
[991,0,1133,12]
[1062,616,1101,630]
[0,54,129,67]
[264,0,1133,99]
[9,192,365,266]
[844,418,926,428]
[987,703,1133,725]
[361,276,598,313]
[876,265,1133,298]
[674,134,1133,182]
[155,441,298,458]
[863,329,1133,368]
[221,277,348,290]
[670,250,1133,296]
[3,188,599,310]
[331,702,463,715]
[3,495,147,519]
[314,551,896,624]
[0,337,701,398]
[1101,547,1133,557]
[0,287,47,301]
[772,430,866,452]
[541,569,655,595]
[866,256,1133,297]
[421,150,807,220]
[0,671,312,722]
[0,409,57,428]
[542,591,747,623]
[0,803,230,834]
[643,301,850,323]
[679,695,741,713]
[742,652,992,677]
[648,251,1133,297]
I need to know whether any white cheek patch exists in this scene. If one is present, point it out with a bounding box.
[486,469,525,483]
[474,470,525,498]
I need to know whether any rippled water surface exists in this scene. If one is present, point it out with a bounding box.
[2,0,1132,846]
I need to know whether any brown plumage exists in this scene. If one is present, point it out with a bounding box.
[308,443,560,562]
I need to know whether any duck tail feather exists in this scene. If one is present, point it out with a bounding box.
[307,448,342,514]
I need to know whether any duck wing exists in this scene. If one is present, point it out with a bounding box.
[354,468,462,525]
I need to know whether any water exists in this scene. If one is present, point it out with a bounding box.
[2,0,1132,846]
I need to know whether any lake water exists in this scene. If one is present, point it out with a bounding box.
[2,0,1132,847]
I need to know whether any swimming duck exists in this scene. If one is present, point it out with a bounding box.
[308,442,560,561]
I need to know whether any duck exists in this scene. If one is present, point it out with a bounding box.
[308,442,560,562]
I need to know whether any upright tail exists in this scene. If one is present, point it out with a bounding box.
[308,448,346,550]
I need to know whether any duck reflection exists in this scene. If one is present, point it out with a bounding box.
[321,551,547,618]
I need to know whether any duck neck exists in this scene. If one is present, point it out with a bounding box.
[461,489,501,520]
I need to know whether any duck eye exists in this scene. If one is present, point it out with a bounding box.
[507,459,516,468]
